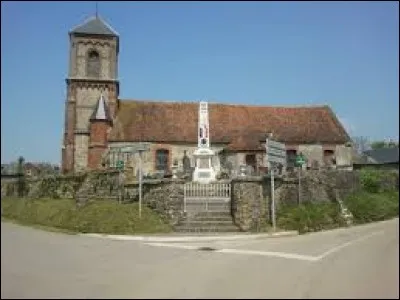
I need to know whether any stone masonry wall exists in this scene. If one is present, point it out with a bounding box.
[3,169,398,232]
[231,177,267,231]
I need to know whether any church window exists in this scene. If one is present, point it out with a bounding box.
[87,50,101,78]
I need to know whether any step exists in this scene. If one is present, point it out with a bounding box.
[174,224,240,233]
[188,212,232,218]
[187,216,234,222]
[174,226,240,233]
[179,220,235,226]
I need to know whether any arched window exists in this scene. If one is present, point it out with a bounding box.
[87,50,100,78]
[155,149,169,172]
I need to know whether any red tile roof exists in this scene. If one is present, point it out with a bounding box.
[108,100,351,149]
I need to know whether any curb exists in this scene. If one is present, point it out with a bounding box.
[82,230,299,242]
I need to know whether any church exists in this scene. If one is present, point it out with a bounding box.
[61,15,353,177]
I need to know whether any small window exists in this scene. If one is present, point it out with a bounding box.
[286,150,297,168]
[156,149,169,172]
[87,50,100,78]
[324,150,335,166]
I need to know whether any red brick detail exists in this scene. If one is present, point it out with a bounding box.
[87,121,110,170]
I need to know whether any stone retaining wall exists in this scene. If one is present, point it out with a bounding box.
[2,169,398,231]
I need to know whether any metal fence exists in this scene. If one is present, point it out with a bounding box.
[183,182,231,213]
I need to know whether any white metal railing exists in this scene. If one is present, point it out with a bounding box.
[183,182,231,213]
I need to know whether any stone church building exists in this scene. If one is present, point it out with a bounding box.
[61,15,353,176]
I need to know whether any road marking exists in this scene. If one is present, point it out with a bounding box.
[145,242,199,250]
[316,230,385,260]
[145,242,319,262]
[145,230,386,262]
[214,248,319,261]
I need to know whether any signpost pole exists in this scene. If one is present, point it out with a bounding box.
[118,170,122,204]
[298,166,301,205]
[271,164,276,232]
[138,150,143,219]
[120,143,150,218]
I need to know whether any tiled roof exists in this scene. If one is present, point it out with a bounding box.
[108,100,351,149]
[70,15,118,36]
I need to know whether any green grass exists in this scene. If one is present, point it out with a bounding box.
[276,190,399,234]
[344,190,399,224]
[1,198,173,235]
[276,202,347,234]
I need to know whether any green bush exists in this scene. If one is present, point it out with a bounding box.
[359,168,398,193]
[359,168,382,193]
[277,202,346,234]
[1,198,173,234]
[344,191,399,224]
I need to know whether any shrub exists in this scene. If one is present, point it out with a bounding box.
[359,168,382,193]
[359,168,398,193]
[1,198,173,234]
[276,202,346,234]
[344,191,399,224]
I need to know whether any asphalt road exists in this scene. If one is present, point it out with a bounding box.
[1,218,399,299]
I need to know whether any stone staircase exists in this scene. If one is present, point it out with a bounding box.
[174,212,241,233]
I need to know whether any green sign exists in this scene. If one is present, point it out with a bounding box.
[295,154,306,166]
[116,160,124,171]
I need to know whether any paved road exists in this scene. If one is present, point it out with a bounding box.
[1,218,398,299]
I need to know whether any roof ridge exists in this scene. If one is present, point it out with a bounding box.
[96,15,119,36]
[69,15,119,36]
[118,99,330,109]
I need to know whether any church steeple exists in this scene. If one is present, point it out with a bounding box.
[62,14,120,174]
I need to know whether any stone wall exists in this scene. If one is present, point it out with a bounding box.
[124,179,186,226]
[231,177,267,231]
[3,169,398,232]
[1,174,86,199]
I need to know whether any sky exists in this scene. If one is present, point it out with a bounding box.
[1,1,399,165]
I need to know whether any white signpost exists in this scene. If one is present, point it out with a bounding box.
[120,143,151,218]
[265,135,286,231]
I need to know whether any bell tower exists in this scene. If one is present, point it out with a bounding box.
[62,15,120,173]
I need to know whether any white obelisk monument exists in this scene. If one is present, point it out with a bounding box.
[192,101,217,183]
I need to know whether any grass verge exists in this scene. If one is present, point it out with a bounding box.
[276,190,399,234]
[344,190,399,224]
[1,198,173,235]
[276,202,346,234]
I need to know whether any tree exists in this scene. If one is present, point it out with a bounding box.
[352,136,371,154]
[370,140,399,150]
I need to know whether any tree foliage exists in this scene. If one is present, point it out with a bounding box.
[370,140,398,150]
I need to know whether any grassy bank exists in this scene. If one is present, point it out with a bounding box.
[1,198,173,234]
[276,202,347,234]
[277,169,399,234]
[276,191,399,234]
[344,191,399,224]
